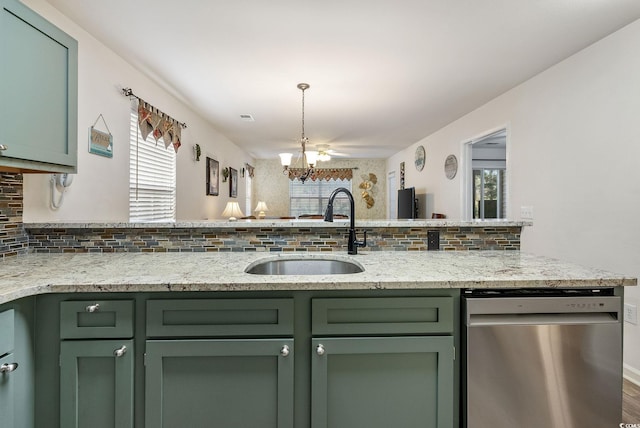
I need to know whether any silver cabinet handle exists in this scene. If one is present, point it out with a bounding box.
[114,346,127,357]
[0,362,18,373]
[280,345,290,357]
[316,344,325,356]
[85,303,100,313]
[0,144,7,151]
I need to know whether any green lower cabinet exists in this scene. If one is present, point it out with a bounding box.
[145,339,295,428]
[59,340,134,428]
[1,353,17,426]
[311,336,455,428]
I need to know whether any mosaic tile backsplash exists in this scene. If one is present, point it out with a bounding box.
[0,173,29,259]
[0,172,521,257]
[26,226,521,253]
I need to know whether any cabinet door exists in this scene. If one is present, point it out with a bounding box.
[0,353,18,427]
[0,0,78,171]
[312,336,454,428]
[60,340,134,428]
[145,339,294,428]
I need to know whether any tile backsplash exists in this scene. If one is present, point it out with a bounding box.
[26,225,521,253]
[0,171,521,258]
[0,173,29,259]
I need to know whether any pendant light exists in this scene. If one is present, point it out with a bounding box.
[279,83,318,183]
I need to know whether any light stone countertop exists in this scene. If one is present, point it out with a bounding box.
[0,251,634,304]
[23,219,532,229]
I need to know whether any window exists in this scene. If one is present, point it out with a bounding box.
[129,110,176,222]
[473,168,505,219]
[289,179,352,218]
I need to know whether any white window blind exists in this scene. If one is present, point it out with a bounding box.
[289,179,351,218]
[129,110,176,222]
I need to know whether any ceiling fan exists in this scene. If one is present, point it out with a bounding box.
[315,144,349,162]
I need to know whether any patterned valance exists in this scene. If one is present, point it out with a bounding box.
[137,100,182,153]
[288,168,353,181]
[122,88,186,154]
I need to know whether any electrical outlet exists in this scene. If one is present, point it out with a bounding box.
[520,206,534,220]
[427,230,440,251]
[624,303,638,324]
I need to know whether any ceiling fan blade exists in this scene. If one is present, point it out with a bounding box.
[328,151,349,157]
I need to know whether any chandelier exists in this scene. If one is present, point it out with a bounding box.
[279,83,319,183]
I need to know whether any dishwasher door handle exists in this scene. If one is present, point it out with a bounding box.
[468,311,619,326]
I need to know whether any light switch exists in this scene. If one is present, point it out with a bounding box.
[520,206,534,220]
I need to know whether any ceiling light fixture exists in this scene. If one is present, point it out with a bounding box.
[279,83,317,184]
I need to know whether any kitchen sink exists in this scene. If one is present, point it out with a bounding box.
[245,257,364,275]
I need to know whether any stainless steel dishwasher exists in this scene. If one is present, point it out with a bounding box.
[463,288,622,428]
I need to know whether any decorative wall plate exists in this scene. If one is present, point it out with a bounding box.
[444,154,458,179]
[414,145,425,171]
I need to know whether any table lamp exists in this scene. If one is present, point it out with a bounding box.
[221,201,244,221]
[254,201,269,219]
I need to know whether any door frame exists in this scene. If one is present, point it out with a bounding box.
[460,125,510,220]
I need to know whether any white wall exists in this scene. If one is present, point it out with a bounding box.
[389,19,640,374]
[21,0,252,222]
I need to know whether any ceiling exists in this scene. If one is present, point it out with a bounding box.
[46,0,640,160]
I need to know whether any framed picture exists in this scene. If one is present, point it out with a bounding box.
[229,167,238,198]
[206,157,219,196]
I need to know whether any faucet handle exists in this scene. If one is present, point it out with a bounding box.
[357,230,367,248]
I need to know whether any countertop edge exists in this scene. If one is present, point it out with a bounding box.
[23,219,533,229]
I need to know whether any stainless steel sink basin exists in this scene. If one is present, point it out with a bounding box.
[245,257,364,275]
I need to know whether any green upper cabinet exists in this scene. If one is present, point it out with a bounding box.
[0,0,78,173]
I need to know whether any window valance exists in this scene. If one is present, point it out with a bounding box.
[288,168,353,181]
[122,88,186,153]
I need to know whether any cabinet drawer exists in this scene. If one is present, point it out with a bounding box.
[146,299,294,337]
[60,300,134,339]
[0,309,14,355]
[312,297,454,335]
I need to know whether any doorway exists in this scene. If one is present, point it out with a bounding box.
[462,128,508,220]
[387,171,397,219]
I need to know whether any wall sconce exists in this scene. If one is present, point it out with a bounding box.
[254,201,269,219]
[221,201,244,221]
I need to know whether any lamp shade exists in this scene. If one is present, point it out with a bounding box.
[221,201,244,221]
[279,153,293,167]
[254,201,269,218]
[305,150,318,166]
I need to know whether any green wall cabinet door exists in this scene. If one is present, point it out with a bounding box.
[59,340,134,428]
[311,336,455,428]
[0,0,78,172]
[145,339,294,428]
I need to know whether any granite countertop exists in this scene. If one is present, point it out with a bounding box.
[0,251,634,304]
[23,219,533,229]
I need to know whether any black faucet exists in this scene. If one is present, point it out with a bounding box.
[324,187,367,255]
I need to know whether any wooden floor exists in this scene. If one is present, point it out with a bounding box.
[623,378,640,423]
